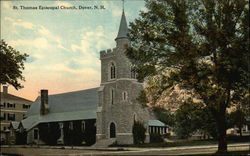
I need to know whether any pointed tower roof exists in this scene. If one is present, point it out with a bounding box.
[115,10,128,41]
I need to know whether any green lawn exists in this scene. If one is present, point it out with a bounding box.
[111,135,250,147]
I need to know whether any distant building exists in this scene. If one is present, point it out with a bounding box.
[0,86,33,144]
[22,10,168,146]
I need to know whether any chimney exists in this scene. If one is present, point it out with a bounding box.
[3,86,8,94]
[40,89,49,115]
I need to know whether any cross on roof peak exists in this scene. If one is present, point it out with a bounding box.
[122,0,125,12]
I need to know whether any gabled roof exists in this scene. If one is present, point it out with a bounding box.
[10,121,20,130]
[0,93,33,103]
[22,87,99,131]
[115,10,129,40]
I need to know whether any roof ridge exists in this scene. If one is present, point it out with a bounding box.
[47,87,99,96]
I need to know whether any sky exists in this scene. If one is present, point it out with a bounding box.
[1,0,146,101]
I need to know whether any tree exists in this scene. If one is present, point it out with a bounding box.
[153,106,174,127]
[132,121,146,144]
[174,100,218,139]
[229,108,247,137]
[127,0,249,153]
[0,40,28,89]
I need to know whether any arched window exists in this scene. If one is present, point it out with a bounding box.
[69,122,73,130]
[110,122,116,138]
[110,62,116,79]
[110,88,115,105]
[122,91,128,101]
[81,121,85,132]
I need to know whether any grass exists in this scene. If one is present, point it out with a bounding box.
[110,135,250,148]
[110,139,217,147]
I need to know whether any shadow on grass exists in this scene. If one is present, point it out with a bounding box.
[110,135,250,148]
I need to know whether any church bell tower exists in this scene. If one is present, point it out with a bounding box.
[96,8,150,145]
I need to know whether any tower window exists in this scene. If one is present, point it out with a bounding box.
[110,62,116,79]
[122,91,128,101]
[111,88,115,105]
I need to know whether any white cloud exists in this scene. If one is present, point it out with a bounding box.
[103,1,122,17]
[34,38,49,49]
[96,40,113,52]
[4,16,68,52]
[4,17,34,29]
[71,40,90,52]
[73,25,114,52]
[9,37,49,49]
[101,1,131,17]
[57,44,68,51]
[13,21,34,29]
[70,26,114,69]
[37,26,68,51]
[38,26,50,35]
[112,8,122,17]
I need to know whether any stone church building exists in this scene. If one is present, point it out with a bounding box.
[21,10,168,145]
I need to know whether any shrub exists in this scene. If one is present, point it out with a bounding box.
[133,121,146,144]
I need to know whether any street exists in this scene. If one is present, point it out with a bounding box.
[1,143,249,156]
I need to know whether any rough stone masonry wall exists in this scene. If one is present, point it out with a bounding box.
[100,80,150,144]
